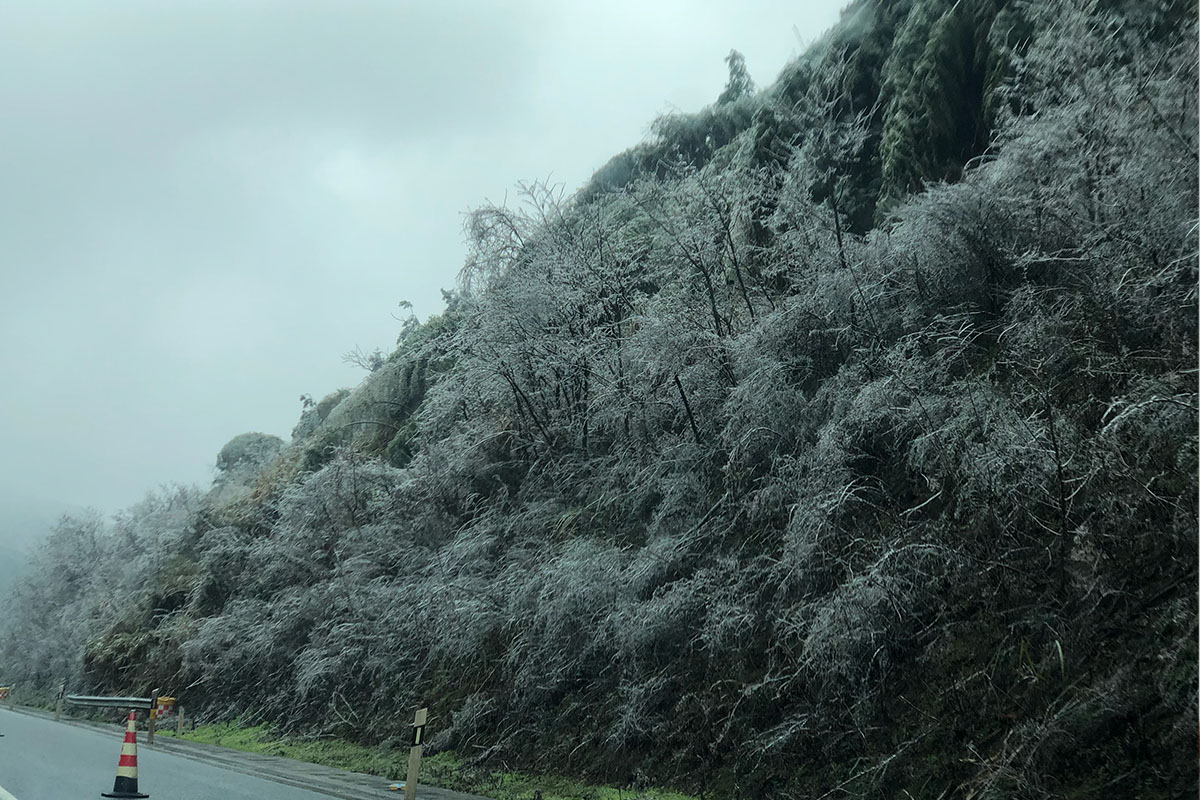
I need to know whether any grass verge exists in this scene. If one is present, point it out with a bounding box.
[160,723,696,800]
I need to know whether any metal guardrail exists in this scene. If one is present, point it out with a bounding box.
[66,690,162,744]
[66,695,155,710]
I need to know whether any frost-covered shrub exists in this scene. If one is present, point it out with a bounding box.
[2,3,1195,796]
[215,432,284,475]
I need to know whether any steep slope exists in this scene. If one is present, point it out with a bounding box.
[1,1,1195,797]
[584,0,1031,231]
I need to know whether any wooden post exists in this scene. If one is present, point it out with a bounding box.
[404,707,428,800]
[147,689,160,746]
[177,705,185,735]
[54,682,64,721]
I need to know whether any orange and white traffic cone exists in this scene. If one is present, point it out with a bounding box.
[101,711,149,798]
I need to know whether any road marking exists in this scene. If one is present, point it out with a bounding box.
[0,782,20,800]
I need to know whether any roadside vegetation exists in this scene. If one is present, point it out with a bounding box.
[163,723,697,800]
[2,1,1195,797]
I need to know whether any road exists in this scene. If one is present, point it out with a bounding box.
[0,707,487,800]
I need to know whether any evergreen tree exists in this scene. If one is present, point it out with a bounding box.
[716,49,753,105]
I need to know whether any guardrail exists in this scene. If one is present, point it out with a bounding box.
[66,689,161,744]
[65,695,156,710]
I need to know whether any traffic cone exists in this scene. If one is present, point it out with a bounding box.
[101,711,149,798]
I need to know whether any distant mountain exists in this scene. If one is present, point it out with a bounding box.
[0,489,79,550]
[0,543,29,604]
[0,490,80,603]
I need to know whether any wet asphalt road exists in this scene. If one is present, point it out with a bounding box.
[0,707,350,800]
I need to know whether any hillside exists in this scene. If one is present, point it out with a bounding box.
[2,1,1196,797]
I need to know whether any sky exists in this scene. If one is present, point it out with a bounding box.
[0,0,846,524]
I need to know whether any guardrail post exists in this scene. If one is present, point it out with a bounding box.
[54,681,65,721]
[404,706,428,800]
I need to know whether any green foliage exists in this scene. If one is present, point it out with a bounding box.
[581,0,1029,226]
[877,0,1013,214]
[650,98,758,172]
[151,554,199,614]
[578,144,659,202]
[315,390,350,420]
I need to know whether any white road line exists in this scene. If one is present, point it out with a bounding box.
[0,782,19,800]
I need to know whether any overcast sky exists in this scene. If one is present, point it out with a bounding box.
[0,0,845,523]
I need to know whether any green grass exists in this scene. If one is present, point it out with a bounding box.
[162,723,403,778]
[160,723,697,800]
